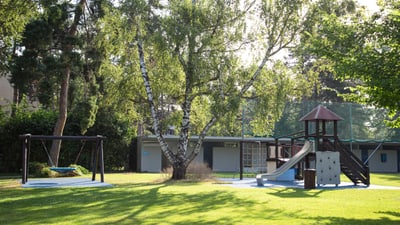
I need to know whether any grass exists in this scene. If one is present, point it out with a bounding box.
[0,173,399,225]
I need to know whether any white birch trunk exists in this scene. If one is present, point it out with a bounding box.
[137,29,177,166]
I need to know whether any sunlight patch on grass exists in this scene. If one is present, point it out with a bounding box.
[0,173,399,224]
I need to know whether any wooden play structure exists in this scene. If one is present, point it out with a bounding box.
[257,105,370,187]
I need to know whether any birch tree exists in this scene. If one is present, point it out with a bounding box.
[132,0,312,179]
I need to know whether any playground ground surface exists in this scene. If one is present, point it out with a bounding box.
[20,176,400,189]
[218,178,400,190]
[21,177,112,188]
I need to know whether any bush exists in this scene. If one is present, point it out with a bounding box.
[0,109,57,173]
[68,164,90,176]
[28,161,57,177]
[186,162,214,180]
[162,162,214,181]
[0,105,135,173]
[85,107,134,171]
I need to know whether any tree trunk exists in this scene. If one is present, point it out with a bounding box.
[48,0,86,167]
[49,67,70,166]
[172,162,187,180]
[136,24,177,165]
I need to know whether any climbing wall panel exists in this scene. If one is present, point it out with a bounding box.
[316,151,340,186]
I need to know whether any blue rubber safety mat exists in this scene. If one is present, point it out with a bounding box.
[22,178,112,188]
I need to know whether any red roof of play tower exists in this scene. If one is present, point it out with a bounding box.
[299,105,343,121]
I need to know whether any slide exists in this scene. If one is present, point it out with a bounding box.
[256,141,313,186]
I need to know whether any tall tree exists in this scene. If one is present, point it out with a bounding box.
[132,0,313,179]
[303,1,400,127]
[291,0,363,103]
[11,0,112,166]
[46,0,87,166]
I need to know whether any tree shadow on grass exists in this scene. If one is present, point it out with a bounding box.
[310,216,400,225]
[268,188,325,198]
[105,183,264,224]
[1,182,269,225]
[377,211,400,219]
[2,183,400,225]
[372,173,400,187]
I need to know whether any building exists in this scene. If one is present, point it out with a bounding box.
[134,135,400,173]
[0,75,13,107]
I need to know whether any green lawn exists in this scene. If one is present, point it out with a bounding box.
[0,173,399,225]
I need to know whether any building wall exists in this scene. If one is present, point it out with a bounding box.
[139,140,204,172]
[136,137,400,174]
[352,149,398,173]
[368,150,397,172]
[140,144,162,172]
[0,76,13,106]
[0,75,39,111]
[212,146,239,172]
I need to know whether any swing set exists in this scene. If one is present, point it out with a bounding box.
[20,134,106,184]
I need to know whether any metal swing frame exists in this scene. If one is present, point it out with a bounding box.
[20,134,106,184]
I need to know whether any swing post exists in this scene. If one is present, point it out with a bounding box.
[91,135,105,182]
[91,141,98,181]
[21,134,31,184]
[99,136,105,182]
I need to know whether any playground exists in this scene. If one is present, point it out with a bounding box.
[19,175,400,189]
[1,172,399,225]
[19,105,394,190]
[2,105,397,225]
[253,105,370,189]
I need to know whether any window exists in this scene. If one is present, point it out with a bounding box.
[243,143,268,168]
[380,153,387,163]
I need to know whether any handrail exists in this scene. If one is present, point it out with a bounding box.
[324,138,369,185]
[334,137,366,169]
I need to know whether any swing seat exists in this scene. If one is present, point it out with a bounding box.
[50,167,76,173]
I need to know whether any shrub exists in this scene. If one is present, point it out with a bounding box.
[0,109,57,173]
[161,167,173,179]
[162,162,214,181]
[68,164,90,176]
[28,161,57,177]
[186,162,214,180]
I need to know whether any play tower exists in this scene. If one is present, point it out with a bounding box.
[257,105,370,187]
[300,105,369,186]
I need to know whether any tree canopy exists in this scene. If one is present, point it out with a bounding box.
[0,0,38,74]
[300,1,400,127]
[132,0,318,178]
[3,0,400,177]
